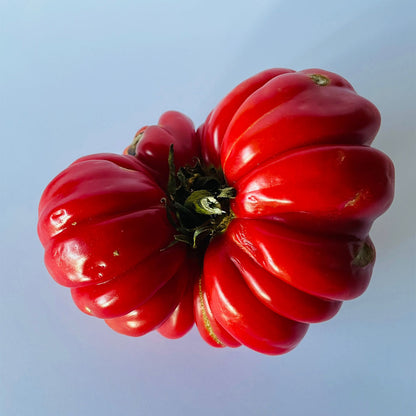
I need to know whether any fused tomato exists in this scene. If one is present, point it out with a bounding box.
[38,70,394,355]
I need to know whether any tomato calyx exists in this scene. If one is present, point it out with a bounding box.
[164,145,235,249]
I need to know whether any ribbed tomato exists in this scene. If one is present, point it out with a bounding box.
[38,69,394,355]
[38,113,199,339]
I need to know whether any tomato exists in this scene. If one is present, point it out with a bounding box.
[38,113,198,338]
[38,69,395,355]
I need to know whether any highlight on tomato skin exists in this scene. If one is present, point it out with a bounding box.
[70,244,186,319]
[157,269,195,339]
[225,241,343,324]
[199,68,294,168]
[231,145,395,239]
[38,69,395,355]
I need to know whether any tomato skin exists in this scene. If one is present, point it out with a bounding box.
[225,241,342,324]
[38,152,192,334]
[105,259,192,337]
[203,236,309,355]
[157,272,195,339]
[157,253,198,339]
[38,154,176,287]
[225,219,375,301]
[70,245,185,319]
[194,274,242,348]
[232,145,395,239]
[199,68,294,167]
[199,68,381,184]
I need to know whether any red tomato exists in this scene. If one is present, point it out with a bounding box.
[38,70,395,355]
[38,112,198,338]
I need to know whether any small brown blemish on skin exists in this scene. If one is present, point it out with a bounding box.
[113,250,120,256]
[119,166,136,172]
[345,192,362,208]
[126,131,145,156]
[352,241,376,267]
[336,150,346,164]
[198,278,224,346]
[71,222,77,226]
[310,73,330,86]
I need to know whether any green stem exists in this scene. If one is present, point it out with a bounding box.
[164,145,236,249]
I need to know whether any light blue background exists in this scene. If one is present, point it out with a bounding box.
[1,1,415,415]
